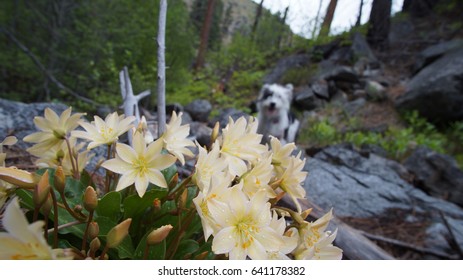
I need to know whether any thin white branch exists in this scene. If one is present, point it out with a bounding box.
[157,0,167,137]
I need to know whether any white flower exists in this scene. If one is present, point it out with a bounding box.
[101,132,176,197]
[24,107,85,154]
[219,117,267,176]
[194,142,228,192]
[0,197,72,259]
[160,111,195,165]
[210,186,284,260]
[275,155,307,213]
[240,154,276,198]
[193,174,233,240]
[293,209,343,260]
[269,136,296,168]
[267,211,298,260]
[72,111,135,150]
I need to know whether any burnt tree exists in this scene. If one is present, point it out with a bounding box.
[367,0,391,50]
[318,0,338,37]
[194,0,215,70]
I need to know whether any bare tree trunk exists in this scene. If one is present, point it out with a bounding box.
[355,0,364,27]
[157,0,167,136]
[194,0,215,71]
[311,0,324,39]
[318,0,338,37]
[367,0,391,50]
[277,6,289,49]
[251,0,264,39]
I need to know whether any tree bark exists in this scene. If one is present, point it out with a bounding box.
[251,0,264,38]
[311,0,324,39]
[355,0,364,27]
[318,0,338,37]
[157,0,167,136]
[366,0,391,50]
[194,0,215,71]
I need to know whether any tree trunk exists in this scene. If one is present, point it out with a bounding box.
[318,0,338,38]
[355,0,364,27]
[311,0,324,39]
[402,0,437,17]
[157,0,167,136]
[366,0,391,50]
[194,0,215,71]
[251,0,264,38]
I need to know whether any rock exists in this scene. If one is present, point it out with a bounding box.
[389,18,415,45]
[210,108,249,128]
[413,39,463,74]
[303,145,463,256]
[395,48,463,123]
[184,99,212,122]
[310,79,330,100]
[320,65,360,84]
[0,98,68,149]
[343,98,366,116]
[365,80,387,101]
[351,32,378,63]
[263,54,311,84]
[188,121,213,147]
[403,147,463,207]
[293,86,324,111]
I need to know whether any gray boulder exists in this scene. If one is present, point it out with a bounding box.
[184,99,212,123]
[395,48,463,123]
[303,145,463,256]
[210,107,249,128]
[263,54,311,84]
[293,86,325,111]
[413,39,463,74]
[404,147,463,207]
[0,98,68,149]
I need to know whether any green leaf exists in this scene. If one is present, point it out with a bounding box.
[133,231,166,260]
[161,164,177,184]
[173,239,199,260]
[15,189,34,210]
[95,216,134,259]
[96,191,122,222]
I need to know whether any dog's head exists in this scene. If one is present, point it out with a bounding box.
[257,83,294,117]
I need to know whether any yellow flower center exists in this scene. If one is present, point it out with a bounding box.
[235,218,259,249]
[133,156,148,176]
[100,126,115,140]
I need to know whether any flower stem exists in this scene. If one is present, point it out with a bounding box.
[59,191,87,221]
[99,244,110,260]
[105,144,112,194]
[50,190,59,248]
[65,137,79,179]
[143,244,151,260]
[81,211,94,252]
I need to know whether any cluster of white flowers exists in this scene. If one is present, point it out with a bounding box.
[0,107,342,260]
[192,116,343,260]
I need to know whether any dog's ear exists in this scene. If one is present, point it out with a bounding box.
[285,84,294,101]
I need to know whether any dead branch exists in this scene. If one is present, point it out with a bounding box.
[359,230,459,259]
[0,27,100,106]
[439,211,463,258]
[156,0,167,137]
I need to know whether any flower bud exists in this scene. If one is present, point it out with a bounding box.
[153,198,161,212]
[89,237,101,252]
[54,166,66,193]
[106,218,131,248]
[83,186,98,212]
[88,221,100,240]
[41,193,53,215]
[168,173,178,189]
[178,189,188,209]
[0,166,39,188]
[210,122,220,144]
[146,225,173,246]
[34,170,50,207]
[300,208,313,220]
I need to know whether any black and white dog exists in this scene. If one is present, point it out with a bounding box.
[256,83,299,145]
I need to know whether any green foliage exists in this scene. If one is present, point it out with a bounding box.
[299,111,462,165]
